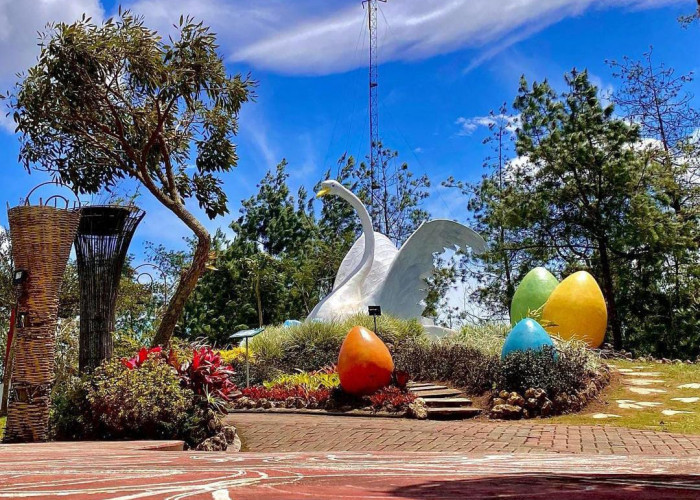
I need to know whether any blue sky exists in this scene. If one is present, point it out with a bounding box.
[0,0,697,265]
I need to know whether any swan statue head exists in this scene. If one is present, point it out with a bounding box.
[316,179,346,199]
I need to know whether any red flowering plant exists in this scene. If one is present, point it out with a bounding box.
[176,347,238,402]
[121,347,163,370]
[120,346,238,411]
[368,386,416,410]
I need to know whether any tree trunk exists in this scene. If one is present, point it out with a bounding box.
[152,228,211,347]
[255,271,263,328]
[598,238,622,350]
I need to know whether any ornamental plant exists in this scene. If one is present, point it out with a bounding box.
[120,346,238,405]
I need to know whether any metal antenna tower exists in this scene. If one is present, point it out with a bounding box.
[363,0,386,205]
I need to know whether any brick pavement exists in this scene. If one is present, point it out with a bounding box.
[228,411,700,455]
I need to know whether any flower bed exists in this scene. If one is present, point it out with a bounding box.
[51,346,241,450]
[230,366,425,418]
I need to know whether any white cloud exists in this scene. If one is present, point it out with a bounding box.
[127,0,683,76]
[0,0,104,130]
[455,114,519,136]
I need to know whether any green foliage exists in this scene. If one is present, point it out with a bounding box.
[392,337,500,395]
[177,161,359,344]
[456,68,698,357]
[86,358,193,440]
[499,343,595,397]
[251,314,424,375]
[455,322,509,357]
[350,143,430,245]
[10,10,254,347]
[264,371,340,391]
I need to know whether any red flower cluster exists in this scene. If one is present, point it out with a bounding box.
[120,346,237,401]
[241,385,332,404]
[121,346,162,370]
[179,347,238,401]
[368,386,416,409]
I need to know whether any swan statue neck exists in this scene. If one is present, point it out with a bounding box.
[337,185,375,273]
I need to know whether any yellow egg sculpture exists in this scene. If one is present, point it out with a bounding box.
[541,271,607,348]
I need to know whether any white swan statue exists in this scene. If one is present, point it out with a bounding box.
[308,180,486,336]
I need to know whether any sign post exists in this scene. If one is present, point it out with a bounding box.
[230,327,265,388]
[368,305,382,334]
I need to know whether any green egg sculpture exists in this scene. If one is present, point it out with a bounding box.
[510,267,559,326]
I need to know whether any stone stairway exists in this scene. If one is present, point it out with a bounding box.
[407,382,482,420]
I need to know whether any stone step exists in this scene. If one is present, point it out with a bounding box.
[410,388,463,398]
[406,382,436,388]
[408,384,448,392]
[426,407,482,420]
[419,397,473,408]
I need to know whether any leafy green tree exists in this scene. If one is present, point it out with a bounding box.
[511,70,651,348]
[351,143,430,245]
[173,161,359,344]
[607,51,700,355]
[445,105,534,319]
[9,10,253,347]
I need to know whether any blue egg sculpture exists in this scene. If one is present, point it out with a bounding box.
[283,319,302,328]
[501,318,555,360]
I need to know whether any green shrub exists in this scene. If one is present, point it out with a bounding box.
[248,314,425,375]
[50,377,92,440]
[393,337,500,394]
[498,342,596,396]
[86,358,193,440]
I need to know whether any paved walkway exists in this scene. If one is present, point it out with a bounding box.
[1,441,699,499]
[228,412,700,455]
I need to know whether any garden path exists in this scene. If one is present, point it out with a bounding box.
[227,412,700,455]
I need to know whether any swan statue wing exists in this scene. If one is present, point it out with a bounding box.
[333,233,398,295]
[373,219,487,319]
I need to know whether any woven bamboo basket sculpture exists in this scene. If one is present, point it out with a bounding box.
[75,205,144,372]
[4,203,81,442]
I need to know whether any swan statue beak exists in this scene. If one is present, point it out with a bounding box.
[316,187,332,198]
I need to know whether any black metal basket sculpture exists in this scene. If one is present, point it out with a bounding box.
[75,205,145,372]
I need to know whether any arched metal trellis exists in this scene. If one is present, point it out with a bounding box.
[3,183,81,442]
[75,205,145,372]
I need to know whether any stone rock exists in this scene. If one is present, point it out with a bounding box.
[533,388,546,401]
[526,398,538,409]
[492,397,506,406]
[507,393,525,407]
[262,400,273,409]
[408,401,428,420]
[223,425,237,443]
[295,398,305,409]
[524,388,536,399]
[285,397,296,408]
[499,390,510,399]
[490,404,522,420]
[541,400,553,417]
[195,434,228,452]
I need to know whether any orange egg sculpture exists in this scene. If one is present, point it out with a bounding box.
[338,326,394,396]
[541,271,608,348]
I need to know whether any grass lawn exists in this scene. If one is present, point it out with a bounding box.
[550,359,700,435]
